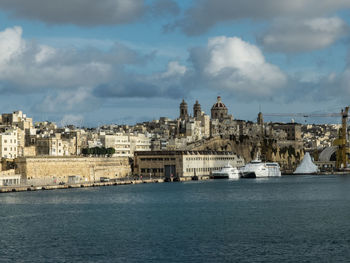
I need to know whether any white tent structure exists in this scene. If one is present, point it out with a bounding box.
[294,152,319,174]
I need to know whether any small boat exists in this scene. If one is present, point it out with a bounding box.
[211,164,241,179]
[240,158,281,178]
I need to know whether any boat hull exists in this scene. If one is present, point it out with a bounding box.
[210,174,229,179]
[241,172,256,178]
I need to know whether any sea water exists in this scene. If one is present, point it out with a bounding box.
[1,175,350,262]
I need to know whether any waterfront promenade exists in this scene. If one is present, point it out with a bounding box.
[0,176,210,193]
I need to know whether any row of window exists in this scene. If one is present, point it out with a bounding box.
[1,178,20,185]
[140,158,176,161]
[185,157,236,161]
[3,154,16,158]
[186,167,221,172]
[3,147,16,151]
[139,167,233,174]
[3,139,16,144]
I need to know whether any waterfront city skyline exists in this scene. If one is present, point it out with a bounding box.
[0,1,350,126]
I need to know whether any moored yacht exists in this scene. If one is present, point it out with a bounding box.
[211,164,241,179]
[240,158,281,178]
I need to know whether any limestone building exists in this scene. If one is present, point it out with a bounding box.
[36,134,64,156]
[100,132,151,157]
[0,129,18,159]
[176,99,211,142]
[134,151,244,179]
[1,110,33,130]
[0,169,21,186]
[273,123,302,141]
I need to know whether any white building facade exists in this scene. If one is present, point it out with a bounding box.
[100,133,151,157]
[0,129,18,159]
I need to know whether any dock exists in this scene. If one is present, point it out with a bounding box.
[0,176,210,194]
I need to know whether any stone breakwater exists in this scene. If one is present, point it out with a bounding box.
[0,176,210,194]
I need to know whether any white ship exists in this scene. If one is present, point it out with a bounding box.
[211,164,241,179]
[240,158,281,178]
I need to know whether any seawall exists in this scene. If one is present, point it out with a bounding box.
[0,176,210,194]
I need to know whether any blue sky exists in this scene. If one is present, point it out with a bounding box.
[0,0,349,126]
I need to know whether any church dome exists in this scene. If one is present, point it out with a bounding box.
[211,96,227,110]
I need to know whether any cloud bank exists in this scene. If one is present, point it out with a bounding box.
[1,25,349,119]
[0,26,187,113]
[259,17,349,53]
[174,0,350,36]
[0,0,180,26]
[188,36,287,97]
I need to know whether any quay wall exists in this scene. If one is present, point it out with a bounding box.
[15,156,131,183]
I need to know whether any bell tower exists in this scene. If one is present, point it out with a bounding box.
[193,100,201,119]
[179,99,188,120]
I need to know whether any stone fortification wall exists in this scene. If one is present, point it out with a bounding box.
[23,146,36,157]
[15,157,131,183]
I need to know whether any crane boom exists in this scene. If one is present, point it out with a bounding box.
[263,113,342,118]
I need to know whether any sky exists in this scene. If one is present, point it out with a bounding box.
[0,0,350,126]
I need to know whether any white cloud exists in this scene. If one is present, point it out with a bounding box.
[260,17,349,52]
[161,61,186,78]
[0,26,24,64]
[191,36,287,96]
[0,26,152,92]
[35,45,56,64]
[0,26,189,105]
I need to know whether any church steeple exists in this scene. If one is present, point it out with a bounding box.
[193,100,201,119]
[179,99,188,120]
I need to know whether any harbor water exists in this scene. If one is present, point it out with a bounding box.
[1,175,350,262]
